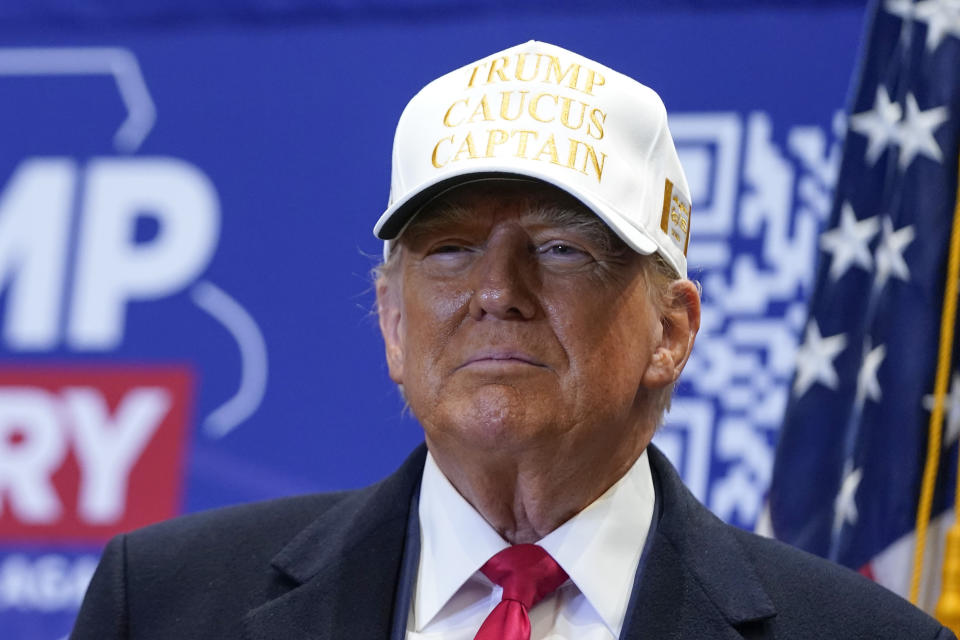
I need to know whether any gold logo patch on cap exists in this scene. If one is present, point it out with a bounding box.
[660,178,691,256]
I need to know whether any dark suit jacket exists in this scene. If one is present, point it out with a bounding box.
[70,444,954,639]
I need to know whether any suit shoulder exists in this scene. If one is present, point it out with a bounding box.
[730,527,950,637]
[123,490,355,564]
[730,526,872,588]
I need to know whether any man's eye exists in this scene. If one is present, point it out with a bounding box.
[433,245,466,253]
[539,242,588,258]
[423,244,477,265]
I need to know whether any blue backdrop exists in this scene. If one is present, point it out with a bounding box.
[0,2,864,637]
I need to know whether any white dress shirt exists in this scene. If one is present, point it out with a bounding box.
[406,450,655,639]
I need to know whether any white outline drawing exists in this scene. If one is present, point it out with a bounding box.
[0,47,270,436]
[191,280,269,438]
[0,47,156,152]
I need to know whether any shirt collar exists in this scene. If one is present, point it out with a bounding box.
[414,452,508,630]
[538,449,655,636]
[414,449,655,636]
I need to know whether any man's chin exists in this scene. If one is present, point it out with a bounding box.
[423,386,565,451]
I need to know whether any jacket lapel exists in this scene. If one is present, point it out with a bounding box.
[623,445,777,639]
[241,446,427,640]
[240,442,778,639]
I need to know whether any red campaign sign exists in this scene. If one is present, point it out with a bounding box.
[0,365,193,543]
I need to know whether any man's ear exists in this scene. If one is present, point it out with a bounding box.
[376,274,405,385]
[641,279,700,388]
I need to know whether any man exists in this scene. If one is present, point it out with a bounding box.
[71,41,952,639]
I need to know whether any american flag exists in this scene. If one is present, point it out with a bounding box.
[769,0,960,609]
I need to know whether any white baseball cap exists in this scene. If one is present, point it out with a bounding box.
[374,40,692,277]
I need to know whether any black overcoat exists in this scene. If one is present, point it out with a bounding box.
[70,444,954,639]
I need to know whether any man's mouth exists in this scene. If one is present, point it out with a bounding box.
[458,350,546,370]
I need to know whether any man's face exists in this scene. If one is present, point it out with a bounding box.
[377,181,693,461]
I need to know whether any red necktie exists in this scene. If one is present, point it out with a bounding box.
[474,544,569,640]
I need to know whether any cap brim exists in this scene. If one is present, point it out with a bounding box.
[374,168,659,258]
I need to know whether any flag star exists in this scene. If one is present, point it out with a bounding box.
[794,320,847,397]
[849,87,902,165]
[897,93,949,169]
[820,203,880,280]
[874,217,915,288]
[856,342,887,406]
[922,371,960,446]
[833,463,863,532]
[915,0,960,51]
[885,0,916,19]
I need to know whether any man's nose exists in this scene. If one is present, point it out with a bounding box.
[467,231,538,321]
